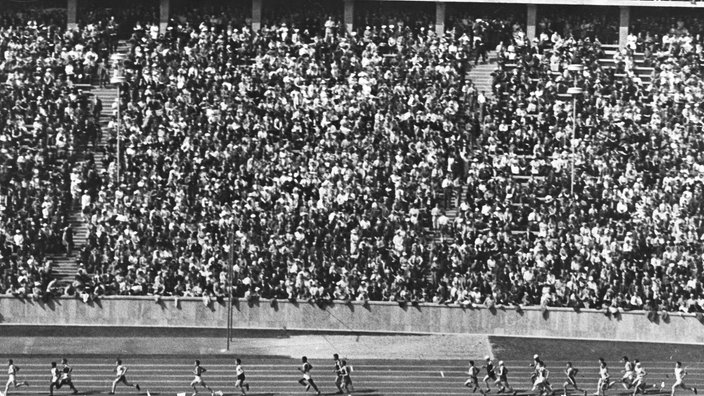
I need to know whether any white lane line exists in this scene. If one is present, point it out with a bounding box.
[9,366,692,373]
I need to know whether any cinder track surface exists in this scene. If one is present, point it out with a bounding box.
[0,328,702,395]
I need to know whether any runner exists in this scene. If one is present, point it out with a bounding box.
[234,358,249,396]
[634,361,664,396]
[339,359,353,396]
[631,361,647,396]
[531,355,545,385]
[595,358,616,396]
[671,361,697,396]
[59,358,79,395]
[465,360,484,394]
[495,361,517,395]
[563,362,587,396]
[49,362,60,396]
[483,356,497,393]
[622,357,635,390]
[533,361,552,396]
[297,356,321,395]
[334,354,345,394]
[109,359,140,394]
[3,359,28,396]
[190,360,215,396]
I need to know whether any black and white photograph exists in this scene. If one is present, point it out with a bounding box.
[0,0,703,394]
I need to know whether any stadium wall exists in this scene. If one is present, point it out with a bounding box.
[0,296,702,343]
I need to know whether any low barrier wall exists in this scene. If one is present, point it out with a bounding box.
[0,296,702,343]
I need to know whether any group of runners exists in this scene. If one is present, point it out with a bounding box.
[465,355,698,396]
[2,354,354,396]
[294,354,354,396]
[2,354,699,396]
[2,357,80,396]
[3,357,113,396]
[206,354,353,396]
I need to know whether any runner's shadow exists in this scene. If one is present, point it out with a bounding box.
[222,393,275,396]
[327,393,378,396]
[80,390,163,395]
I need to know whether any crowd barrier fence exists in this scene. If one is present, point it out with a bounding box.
[0,296,702,343]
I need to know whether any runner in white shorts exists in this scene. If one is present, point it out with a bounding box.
[110,359,140,394]
[622,356,635,390]
[3,359,28,396]
[595,358,616,396]
[465,360,484,394]
[297,356,320,395]
[533,362,552,396]
[190,360,214,396]
[671,362,697,396]
[631,361,648,396]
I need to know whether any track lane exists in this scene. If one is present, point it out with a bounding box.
[2,336,704,395]
[0,357,702,396]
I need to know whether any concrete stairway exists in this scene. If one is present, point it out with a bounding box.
[429,184,470,244]
[426,53,498,244]
[466,51,497,98]
[117,40,131,53]
[45,83,95,285]
[91,86,118,178]
[48,42,127,287]
[48,255,79,285]
[598,43,653,86]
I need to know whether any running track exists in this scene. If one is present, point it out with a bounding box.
[2,337,704,396]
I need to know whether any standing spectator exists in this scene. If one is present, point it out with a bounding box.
[62,225,74,257]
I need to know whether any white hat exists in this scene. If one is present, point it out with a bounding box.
[485,356,491,360]
[533,354,539,359]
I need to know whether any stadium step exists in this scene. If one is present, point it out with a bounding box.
[431,54,498,244]
[51,41,128,289]
[430,184,470,244]
[597,49,652,86]
[46,255,79,284]
[465,51,497,98]
[116,41,131,53]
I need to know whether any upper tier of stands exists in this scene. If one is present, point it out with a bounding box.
[1,1,704,316]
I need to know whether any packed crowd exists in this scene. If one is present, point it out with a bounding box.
[354,2,434,34]
[447,4,526,50]
[2,3,704,316]
[72,4,485,304]
[537,6,619,44]
[445,16,704,314]
[79,1,158,40]
[171,1,250,32]
[0,10,107,299]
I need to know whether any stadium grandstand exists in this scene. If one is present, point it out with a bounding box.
[1,0,704,320]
